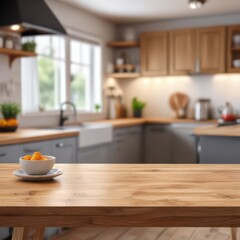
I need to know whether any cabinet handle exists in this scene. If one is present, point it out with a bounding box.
[23,149,40,153]
[0,153,7,157]
[195,58,200,73]
[56,143,65,148]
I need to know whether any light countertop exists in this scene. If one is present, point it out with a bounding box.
[194,124,240,137]
[0,117,219,146]
[0,129,79,145]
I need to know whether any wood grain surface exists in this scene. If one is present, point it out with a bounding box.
[0,129,79,145]
[1,164,240,228]
[194,124,240,137]
[96,118,216,128]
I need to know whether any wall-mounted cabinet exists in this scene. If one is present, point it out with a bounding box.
[109,24,237,78]
[196,27,226,74]
[141,32,168,76]
[227,25,240,73]
[169,29,196,75]
[170,27,226,75]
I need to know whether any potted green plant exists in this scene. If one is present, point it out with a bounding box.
[22,41,37,52]
[0,103,21,132]
[132,97,146,118]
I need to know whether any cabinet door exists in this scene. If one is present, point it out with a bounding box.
[144,125,173,163]
[141,32,168,76]
[0,145,20,163]
[170,29,196,75]
[196,27,226,74]
[52,137,77,163]
[111,128,128,163]
[0,228,9,240]
[172,126,196,164]
[125,127,142,163]
[20,141,52,156]
[78,143,111,163]
[198,136,240,164]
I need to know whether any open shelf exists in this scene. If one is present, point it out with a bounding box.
[108,73,140,79]
[0,48,37,66]
[231,47,240,51]
[107,41,140,48]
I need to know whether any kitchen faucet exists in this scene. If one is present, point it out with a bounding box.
[59,101,77,126]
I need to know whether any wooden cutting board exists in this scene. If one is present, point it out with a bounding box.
[169,92,189,118]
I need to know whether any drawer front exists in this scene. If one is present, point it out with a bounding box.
[0,145,20,163]
[52,137,77,163]
[20,141,52,156]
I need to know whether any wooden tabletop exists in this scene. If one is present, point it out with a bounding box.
[1,164,240,228]
[0,129,79,145]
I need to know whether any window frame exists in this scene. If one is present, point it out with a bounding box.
[21,28,103,116]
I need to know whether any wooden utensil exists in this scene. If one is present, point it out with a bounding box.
[169,92,189,118]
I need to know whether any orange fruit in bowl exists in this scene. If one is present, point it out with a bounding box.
[0,119,7,127]
[22,155,32,160]
[6,119,18,127]
[31,151,42,161]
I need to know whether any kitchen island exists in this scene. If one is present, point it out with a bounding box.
[194,124,240,164]
[0,164,239,240]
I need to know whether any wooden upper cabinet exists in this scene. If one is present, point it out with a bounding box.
[141,32,168,76]
[196,27,226,74]
[169,29,196,75]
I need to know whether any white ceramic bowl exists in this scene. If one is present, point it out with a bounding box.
[19,156,55,175]
[233,59,240,68]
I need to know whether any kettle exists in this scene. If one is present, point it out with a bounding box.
[218,102,236,122]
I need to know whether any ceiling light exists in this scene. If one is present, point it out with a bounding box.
[189,0,206,10]
[10,24,20,31]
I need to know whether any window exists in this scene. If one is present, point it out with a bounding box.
[70,40,101,111]
[21,34,102,114]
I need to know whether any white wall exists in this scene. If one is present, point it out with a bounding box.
[117,13,240,118]
[0,0,116,127]
[119,74,240,119]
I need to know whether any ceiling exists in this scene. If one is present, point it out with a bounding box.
[60,0,240,23]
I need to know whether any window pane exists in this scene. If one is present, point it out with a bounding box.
[70,40,90,64]
[52,36,65,59]
[35,36,51,56]
[71,40,81,63]
[81,43,90,65]
[38,56,66,110]
[93,45,101,108]
[70,64,91,110]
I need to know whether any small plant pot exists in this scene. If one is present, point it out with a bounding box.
[133,109,142,118]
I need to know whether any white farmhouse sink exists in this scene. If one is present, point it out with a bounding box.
[54,123,113,148]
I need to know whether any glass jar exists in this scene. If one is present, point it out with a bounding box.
[5,36,14,49]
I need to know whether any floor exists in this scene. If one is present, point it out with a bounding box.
[51,227,237,240]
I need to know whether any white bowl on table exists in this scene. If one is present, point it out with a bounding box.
[19,156,55,175]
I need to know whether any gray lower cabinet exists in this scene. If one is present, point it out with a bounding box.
[144,124,173,163]
[52,137,77,163]
[78,143,111,163]
[172,125,196,164]
[198,136,240,164]
[111,126,142,163]
[78,126,142,164]
[20,140,52,156]
[0,228,9,240]
[0,145,20,163]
